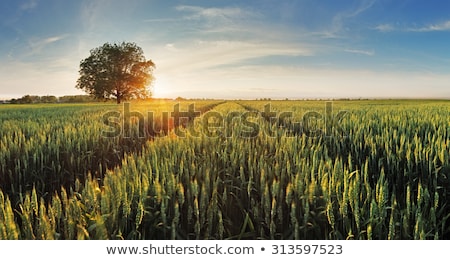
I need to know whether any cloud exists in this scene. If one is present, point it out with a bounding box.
[143,18,179,23]
[145,4,316,72]
[154,40,312,75]
[79,0,140,34]
[408,20,450,32]
[375,20,450,33]
[374,24,394,32]
[20,0,38,11]
[171,4,264,36]
[80,0,111,32]
[344,49,375,56]
[39,36,66,45]
[325,0,376,37]
[348,0,376,17]
[175,5,259,21]
[26,35,68,55]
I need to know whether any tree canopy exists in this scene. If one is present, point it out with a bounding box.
[76,42,155,104]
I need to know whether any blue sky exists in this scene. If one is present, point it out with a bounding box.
[1,0,450,99]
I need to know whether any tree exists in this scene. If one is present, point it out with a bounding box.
[19,95,40,104]
[59,95,94,103]
[40,95,58,103]
[76,42,155,104]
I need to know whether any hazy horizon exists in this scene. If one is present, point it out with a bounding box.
[1,0,450,100]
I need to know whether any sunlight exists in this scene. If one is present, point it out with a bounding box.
[151,77,173,98]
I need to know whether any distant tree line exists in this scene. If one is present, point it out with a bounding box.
[6,95,96,104]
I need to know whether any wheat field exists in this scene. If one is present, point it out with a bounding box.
[0,100,449,239]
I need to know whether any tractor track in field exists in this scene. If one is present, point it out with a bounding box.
[235,102,303,135]
[101,100,228,169]
[235,102,260,113]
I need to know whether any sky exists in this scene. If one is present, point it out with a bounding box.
[1,0,450,100]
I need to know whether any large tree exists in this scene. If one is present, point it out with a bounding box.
[76,42,155,104]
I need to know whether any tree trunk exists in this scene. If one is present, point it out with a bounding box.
[116,89,121,104]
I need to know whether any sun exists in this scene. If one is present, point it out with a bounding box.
[151,79,173,98]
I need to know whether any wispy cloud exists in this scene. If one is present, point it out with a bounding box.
[143,17,179,23]
[175,5,259,21]
[171,4,263,36]
[374,23,394,32]
[79,0,139,33]
[178,4,322,52]
[375,20,450,33]
[20,0,38,11]
[324,0,376,38]
[344,49,375,56]
[27,35,68,55]
[408,20,450,32]
[144,5,259,25]
[347,0,376,17]
[156,40,312,74]
[80,0,110,32]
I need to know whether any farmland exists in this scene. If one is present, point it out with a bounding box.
[0,99,449,239]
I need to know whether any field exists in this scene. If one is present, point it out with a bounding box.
[0,99,449,239]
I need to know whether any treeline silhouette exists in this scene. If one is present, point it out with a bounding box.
[4,95,95,104]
